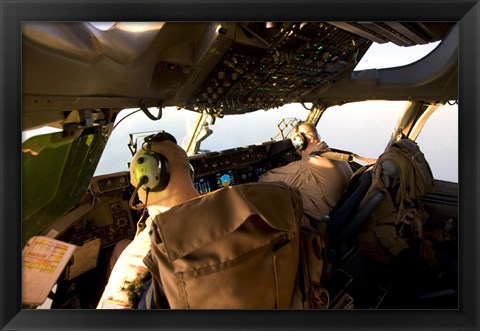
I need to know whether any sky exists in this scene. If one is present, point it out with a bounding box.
[22,40,458,183]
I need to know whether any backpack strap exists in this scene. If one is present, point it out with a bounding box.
[310,150,377,164]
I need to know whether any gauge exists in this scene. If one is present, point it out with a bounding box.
[220,174,232,186]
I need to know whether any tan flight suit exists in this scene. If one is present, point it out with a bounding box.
[259,141,353,222]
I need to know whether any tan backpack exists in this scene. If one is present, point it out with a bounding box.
[143,182,307,309]
[357,139,435,263]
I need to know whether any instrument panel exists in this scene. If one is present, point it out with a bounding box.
[186,22,371,115]
[189,139,296,194]
[57,172,137,250]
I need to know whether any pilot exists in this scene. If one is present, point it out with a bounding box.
[96,132,200,309]
[259,121,353,224]
[97,131,305,309]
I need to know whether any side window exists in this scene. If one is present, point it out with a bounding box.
[94,108,198,176]
[316,101,406,159]
[415,103,458,183]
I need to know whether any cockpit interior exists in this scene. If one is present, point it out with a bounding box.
[17,20,462,313]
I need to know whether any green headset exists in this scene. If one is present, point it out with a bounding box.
[290,122,308,152]
[129,131,178,233]
[131,131,177,193]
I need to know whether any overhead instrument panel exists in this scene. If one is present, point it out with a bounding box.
[23,21,456,120]
[186,22,371,115]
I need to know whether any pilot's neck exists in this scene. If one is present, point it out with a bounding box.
[147,183,200,216]
[302,140,329,157]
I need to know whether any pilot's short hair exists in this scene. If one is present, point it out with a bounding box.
[294,121,320,140]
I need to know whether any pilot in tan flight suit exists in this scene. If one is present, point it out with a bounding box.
[97,132,305,309]
[96,133,200,309]
[259,121,353,223]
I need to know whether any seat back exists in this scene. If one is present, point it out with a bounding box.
[327,161,399,266]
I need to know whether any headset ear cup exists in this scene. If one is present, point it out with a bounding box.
[132,153,170,192]
[152,154,170,192]
[291,132,308,152]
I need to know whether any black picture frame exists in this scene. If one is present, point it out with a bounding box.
[2,1,479,330]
